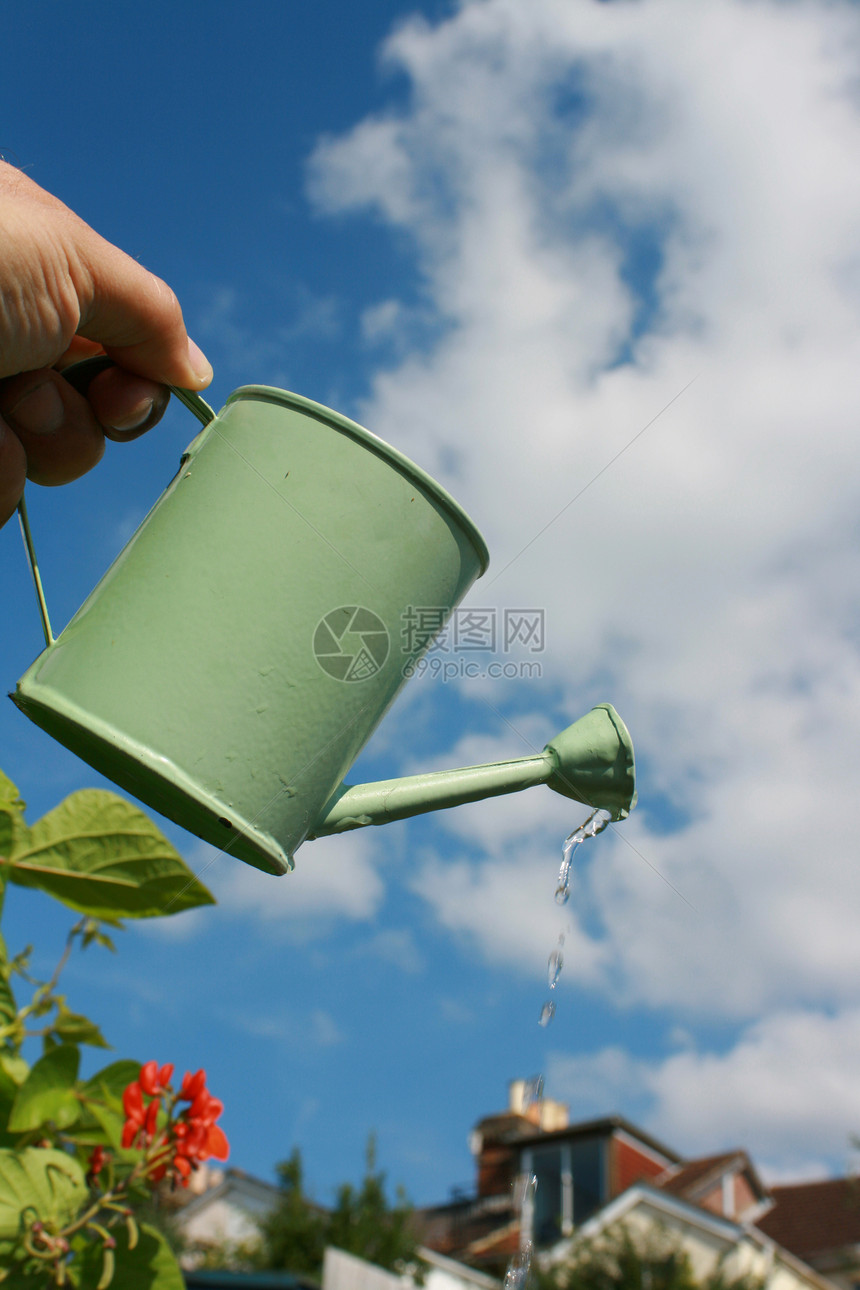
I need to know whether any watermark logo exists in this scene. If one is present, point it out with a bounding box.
[313,606,390,682]
[401,606,545,682]
[401,607,545,655]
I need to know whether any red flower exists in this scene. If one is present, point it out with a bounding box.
[180,1068,206,1101]
[121,1079,146,1149]
[140,1060,175,1096]
[120,1062,228,1189]
[87,1146,108,1180]
[145,1098,160,1137]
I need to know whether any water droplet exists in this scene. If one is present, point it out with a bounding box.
[547,945,563,989]
[555,835,578,903]
[522,1075,544,1109]
[513,1171,538,1213]
[585,808,612,838]
[504,1243,534,1290]
[538,1000,556,1027]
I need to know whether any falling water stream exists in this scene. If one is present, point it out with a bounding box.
[502,807,613,1290]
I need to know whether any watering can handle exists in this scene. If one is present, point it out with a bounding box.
[16,357,216,649]
[59,354,216,426]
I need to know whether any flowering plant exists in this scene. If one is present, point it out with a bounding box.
[120,1063,229,1186]
[0,769,218,1288]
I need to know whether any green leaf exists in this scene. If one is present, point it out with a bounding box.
[83,1059,140,1104]
[76,1219,184,1290]
[79,1060,140,1151]
[0,771,28,856]
[81,921,118,954]
[7,790,215,919]
[7,1045,80,1132]
[0,772,30,924]
[52,1008,111,1050]
[0,933,17,1032]
[0,1145,86,1240]
[0,770,25,809]
[0,1055,29,1087]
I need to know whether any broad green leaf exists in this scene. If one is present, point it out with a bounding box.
[52,1008,110,1050]
[0,773,29,930]
[7,790,215,919]
[0,771,26,835]
[7,1045,80,1133]
[80,1060,140,1151]
[0,772,29,883]
[0,1055,30,1145]
[0,933,17,1032]
[0,1146,86,1240]
[0,1055,29,1087]
[77,1218,184,1290]
[83,1059,141,1103]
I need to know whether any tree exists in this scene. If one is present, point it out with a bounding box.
[257,1135,419,1277]
[326,1135,417,1272]
[256,1148,327,1275]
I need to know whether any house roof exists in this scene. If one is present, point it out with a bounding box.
[413,1193,516,1263]
[177,1166,283,1222]
[509,1114,681,1164]
[655,1150,768,1207]
[755,1177,860,1261]
[418,1245,502,1290]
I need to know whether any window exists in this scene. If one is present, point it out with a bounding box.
[523,1137,606,1246]
[529,1146,566,1246]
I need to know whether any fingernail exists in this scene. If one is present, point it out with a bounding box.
[187,338,213,385]
[108,396,156,433]
[7,382,64,435]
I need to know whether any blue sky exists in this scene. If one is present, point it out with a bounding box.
[4,0,860,1210]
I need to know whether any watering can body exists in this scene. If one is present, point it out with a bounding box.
[13,380,636,876]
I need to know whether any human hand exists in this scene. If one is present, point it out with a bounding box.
[0,161,213,528]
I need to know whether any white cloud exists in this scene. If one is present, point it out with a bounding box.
[204,831,386,928]
[549,1007,860,1180]
[133,907,209,942]
[415,849,603,977]
[306,0,860,1037]
[361,298,404,342]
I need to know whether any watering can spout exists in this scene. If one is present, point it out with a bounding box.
[310,703,636,839]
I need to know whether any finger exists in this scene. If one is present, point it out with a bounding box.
[85,366,170,442]
[0,163,213,392]
[0,368,104,487]
[72,224,213,391]
[55,336,107,368]
[0,416,27,527]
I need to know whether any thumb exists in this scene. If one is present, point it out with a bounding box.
[73,225,213,391]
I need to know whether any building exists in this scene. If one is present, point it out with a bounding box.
[170,1166,282,1267]
[756,1178,860,1289]
[171,1082,860,1290]
[417,1079,684,1269]
[414,1080,854,1289]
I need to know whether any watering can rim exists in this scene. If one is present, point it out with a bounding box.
[218,384,491,577]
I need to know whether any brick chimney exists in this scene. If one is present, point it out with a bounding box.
[508,1079,569,1131]
[469,1081,570,1199]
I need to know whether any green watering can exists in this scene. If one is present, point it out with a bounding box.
[13,361,636,876]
